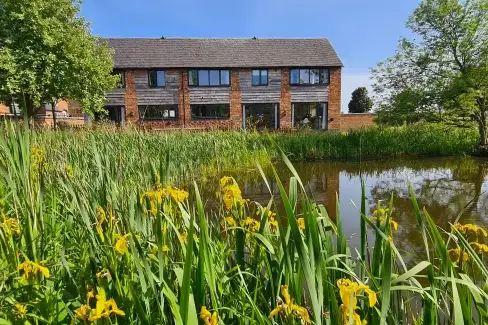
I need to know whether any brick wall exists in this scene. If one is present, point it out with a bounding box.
[124,71,139,123]
[229,70,242,128]
[328,67,342,130]
[0,104,9,114]
[280,69,292,129]
[340,113,376,131]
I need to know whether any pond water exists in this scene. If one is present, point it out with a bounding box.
[207,157,488,262]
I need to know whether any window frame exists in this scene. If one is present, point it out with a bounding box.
[191,104,230,120]
[138,104,178,121]
[188,69,231,87]
[148,69,166,88]
[289,68,330,86]
[251,69,269,86]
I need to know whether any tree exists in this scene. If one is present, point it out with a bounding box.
[348,87,373,113]
[0,0,118,124]
[372,0,488,146]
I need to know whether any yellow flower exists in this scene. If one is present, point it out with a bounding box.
[241,217,260,232]
[74,304,90,320]
[18,260,50,282]
[65,163,73,179]
[218,177,246,210]
[115,234,130,255]
[268,216,278,233]
[269,285,311,324]
[337,279,377,325]
[161,245,170,252]
[221,216,237,230]
[1,217,21,237]
[163,186,189,203]
[455,223,488,239]
[297,218,305,231]
[448,248,469,263]
[200,306,218,325]
[82,289,125,321]
[470,242,488,254]
[370,216,398,231]
[14,303,27,319]
[220,176,233,188]
[96,270,110,281]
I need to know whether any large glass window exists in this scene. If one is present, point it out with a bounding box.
[292,102,327,129]
[188,70,230,86]
[252,70,268,86]
[244,103,278,129]
[290,68,329,85]
[191,104,230,119]
[139,105,178,120]
[148,70,165,87]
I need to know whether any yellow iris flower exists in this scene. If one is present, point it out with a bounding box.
[200,306,218,325]
[1,217,21,237]
[74,288,125,322]
[337,278,377,325]
[14,303,27,319]
[470,242,488,254]
[115,234,130,255]
[369,216,398,231]
[218,177,246,210]
[448,248,469,263]
[269,285,311,324]
[455,223,488,239]
[18,260,50,282]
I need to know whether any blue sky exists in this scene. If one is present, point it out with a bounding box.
[80,0,418,112]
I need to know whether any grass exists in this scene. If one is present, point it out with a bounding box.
[33,123,478,186]
[0,122,486,324]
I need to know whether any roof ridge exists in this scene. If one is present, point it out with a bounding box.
[103,37,330,40]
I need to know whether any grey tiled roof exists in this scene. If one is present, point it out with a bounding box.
[105,38,343,69]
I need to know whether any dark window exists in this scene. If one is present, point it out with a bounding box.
[252,69,268,86]
[148,70,165,87]
[290,68,329,85]
[191,104,230,119]
[188,70,230,86]
[189,70,198,86]
[139,105,177,120]
[113,70,125,88]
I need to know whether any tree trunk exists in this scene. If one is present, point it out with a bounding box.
[478,108,487,147]
[51,100,57,130]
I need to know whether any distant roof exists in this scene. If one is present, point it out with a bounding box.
[105,38,343,69]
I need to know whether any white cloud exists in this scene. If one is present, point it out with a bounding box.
[341,72,374,113]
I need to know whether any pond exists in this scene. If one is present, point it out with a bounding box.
[204,157,488,263]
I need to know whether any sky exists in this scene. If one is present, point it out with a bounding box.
[80,0,419,112]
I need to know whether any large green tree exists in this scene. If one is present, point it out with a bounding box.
[372,0,488,146]
[348,87,373,113]
[0,0,117,121]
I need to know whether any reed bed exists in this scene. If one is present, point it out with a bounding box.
[0,122,486,324]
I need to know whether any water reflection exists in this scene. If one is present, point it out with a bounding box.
[204,157,488,263]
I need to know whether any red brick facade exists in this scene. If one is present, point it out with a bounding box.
[341,113,376,131]
[328,67,342,130]
[124,71,139,123]
[71,66,345,131]
[229,70,242,128]
[280,69,292,129]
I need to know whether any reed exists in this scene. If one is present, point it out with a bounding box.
[0,122,486,324]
